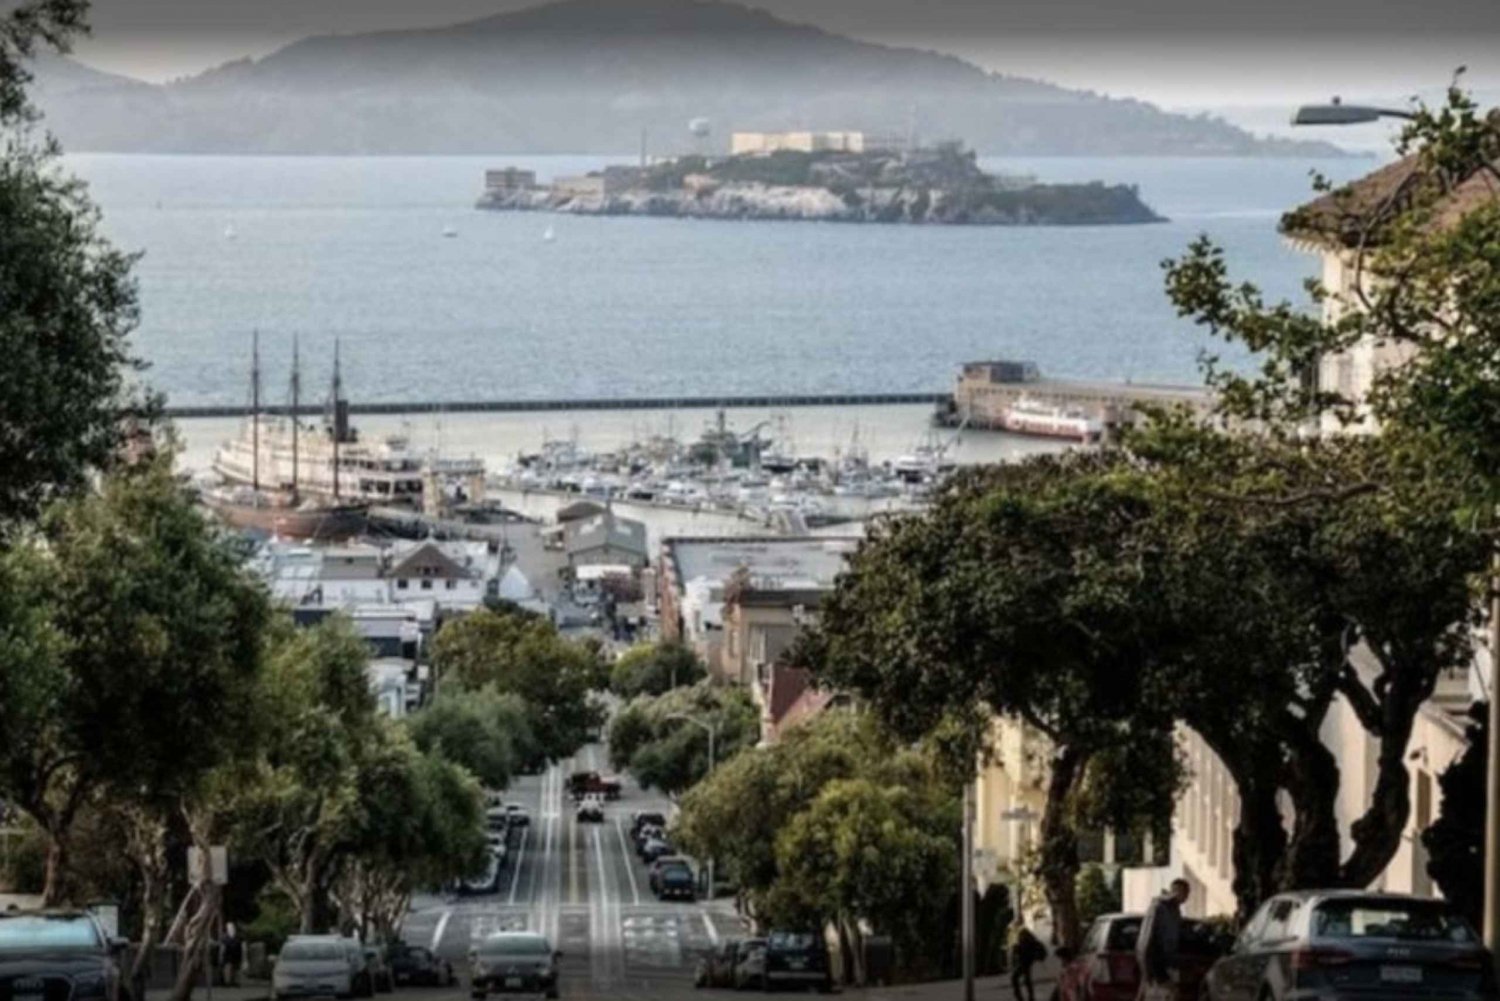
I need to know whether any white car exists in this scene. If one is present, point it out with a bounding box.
[575,795,604,823]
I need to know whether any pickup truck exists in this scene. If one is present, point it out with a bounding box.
[567,771,622,800]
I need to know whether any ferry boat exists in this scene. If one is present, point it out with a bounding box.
[997,396,1104,442]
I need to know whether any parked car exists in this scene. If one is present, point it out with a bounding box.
[484,808,509,833]
[504,804,530,828]
[630,811,667,837]
[0,910,124,1001]
[733,940,768,990]
[640,837,675,863]
[1202,891,1495,1001]
[360,946,395,994]
[389,945,456,987]
[468,932,561,999]
[634,824,665,853]
[273,935,370,999]
[460,854,503,896]
[654,862,696,902]
[1056,913,1225,1001]
[762,930,833,992]
[694,938,765,989]
[576,795,605,823]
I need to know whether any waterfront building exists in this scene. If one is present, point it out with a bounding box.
[484,167,538,192]
[565,509,648,570]
[730,130,867,155]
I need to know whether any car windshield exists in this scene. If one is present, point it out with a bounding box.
[768,932,818,951]
[0,916,101,952]
[481,937,551,956]
[1313,900,1477,943]
[281,942,346,961]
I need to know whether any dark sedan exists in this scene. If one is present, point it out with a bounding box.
[469,932,561,1000]
[1203,890,1496,1001]
[389,946,455,987]
[0,911,122,1001]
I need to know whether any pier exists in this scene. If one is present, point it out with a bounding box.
[163,391,947,420]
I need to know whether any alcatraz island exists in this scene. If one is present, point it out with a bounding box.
[477,130,1165,226]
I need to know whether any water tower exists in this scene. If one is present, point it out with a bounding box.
[688,117,712,161]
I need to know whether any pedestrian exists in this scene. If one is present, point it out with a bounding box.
[1008,918,1045,1001]
[220,922,244,988]
[1137,878,1191,1001]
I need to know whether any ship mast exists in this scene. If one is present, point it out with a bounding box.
[291,334,300,501]
[251,330,261,493]
[331,339,342,501]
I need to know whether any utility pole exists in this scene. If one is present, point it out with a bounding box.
[962,781,975,1001]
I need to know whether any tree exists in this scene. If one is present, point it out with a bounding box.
[609,641,706,698]
[772,779,955,982]
[0,0,145,526]
[1423,704,1487,928]
[605,681,758,796]
[233,616,380,933]
[431,607,604,761]
[0,463,269,905]
[805,452,1184,948]
[1075,865,1121,929]
[407,686,540,789]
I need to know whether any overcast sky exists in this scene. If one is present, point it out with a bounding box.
[59,0,1500,111]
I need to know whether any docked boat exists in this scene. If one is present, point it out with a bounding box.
[998,396,1104,442]
[204,336,369,540]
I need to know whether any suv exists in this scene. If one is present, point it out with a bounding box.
[762,930,832,993]
[0,911,122,1001]
[1202,891,1495,1001]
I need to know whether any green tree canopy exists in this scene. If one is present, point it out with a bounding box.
[609,641,706,698]
[407,686,541,789]
[606,681,759,796]
[431,607,604,761]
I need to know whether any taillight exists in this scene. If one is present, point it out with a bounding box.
[1291,949,1355,971]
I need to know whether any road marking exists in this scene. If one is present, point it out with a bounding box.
[614,816,641,905]
[568,815,579,904]
[700,911,719,946]
[506,825,529,905]
[430,909,452,952]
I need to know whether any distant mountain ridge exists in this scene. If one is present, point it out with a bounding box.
[31,0,1346,157]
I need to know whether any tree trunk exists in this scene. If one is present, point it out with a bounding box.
[1341,684,1424,886]
[1038,745,1087,950]
[1281,723,1344,888]
[41,831,69,907]
[1227,768,1287,922]
[169,881,220,1001]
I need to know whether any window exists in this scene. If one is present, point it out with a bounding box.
[1312,899,1475,943]
[1261,898,1300,943]
[445,579,456,590]
[421,579,432,590]
[396,578,408,590]
[1238,899,1275,950]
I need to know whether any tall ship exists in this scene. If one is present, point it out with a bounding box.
[202,337,369,540]
[209,342,484,512]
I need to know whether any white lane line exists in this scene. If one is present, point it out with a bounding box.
[430,909,453,952]
[700,911,719,946]
[590,825,610,987]
[613,817,641,905]
[506,825,529,905]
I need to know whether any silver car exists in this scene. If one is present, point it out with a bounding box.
[272,936,370,1000]
[1203,890,1496,1001]
[469,932,560,999]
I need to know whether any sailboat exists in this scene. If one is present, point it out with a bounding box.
[201,335,369,540]
[542,224,556,243]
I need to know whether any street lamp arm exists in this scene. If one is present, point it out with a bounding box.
[1292,101,1418,126]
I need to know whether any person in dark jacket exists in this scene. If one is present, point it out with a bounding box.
[220,923,244,987]
[1008,919,1046,1001]
[1137,879,1191,998]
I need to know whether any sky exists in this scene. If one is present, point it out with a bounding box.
[60,0,1500,115]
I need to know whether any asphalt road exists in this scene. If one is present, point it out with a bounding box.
[402,743,746,1000]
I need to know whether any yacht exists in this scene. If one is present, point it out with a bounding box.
[998,396,1104,441]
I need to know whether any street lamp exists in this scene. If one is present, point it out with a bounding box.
[1295,97,1500,979]
[667,711,719,899]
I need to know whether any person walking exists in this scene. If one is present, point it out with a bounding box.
[220,922,244,988]
[1008,918,1045,1001]
[1137,878,1191,1001]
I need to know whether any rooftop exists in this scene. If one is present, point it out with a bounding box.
[662,536,859,592]
[566,510,648,559]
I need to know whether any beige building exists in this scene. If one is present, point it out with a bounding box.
[1122,149,1499,919]
[730,130,866,155]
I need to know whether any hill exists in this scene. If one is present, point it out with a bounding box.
[31,0,1347,157]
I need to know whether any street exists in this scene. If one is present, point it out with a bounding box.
[401,742,745,1000]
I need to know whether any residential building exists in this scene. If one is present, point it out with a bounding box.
[658,536,857,680]
[760,663,839,744]
[565,509,648,570]
[1120,146,1499,918]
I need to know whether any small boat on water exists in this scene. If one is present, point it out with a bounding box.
[543,225,556,242]
[443,226,458,238]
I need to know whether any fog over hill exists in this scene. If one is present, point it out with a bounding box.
[31,0,1347,156]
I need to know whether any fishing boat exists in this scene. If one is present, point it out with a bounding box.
[202,336,368,540]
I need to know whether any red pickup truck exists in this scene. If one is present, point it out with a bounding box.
[567,770,622,800]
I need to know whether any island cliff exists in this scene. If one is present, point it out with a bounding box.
[477,144,1165,226]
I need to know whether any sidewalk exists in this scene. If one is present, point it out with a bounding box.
[143,986,268,1001]
[851,957,1060,1001]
